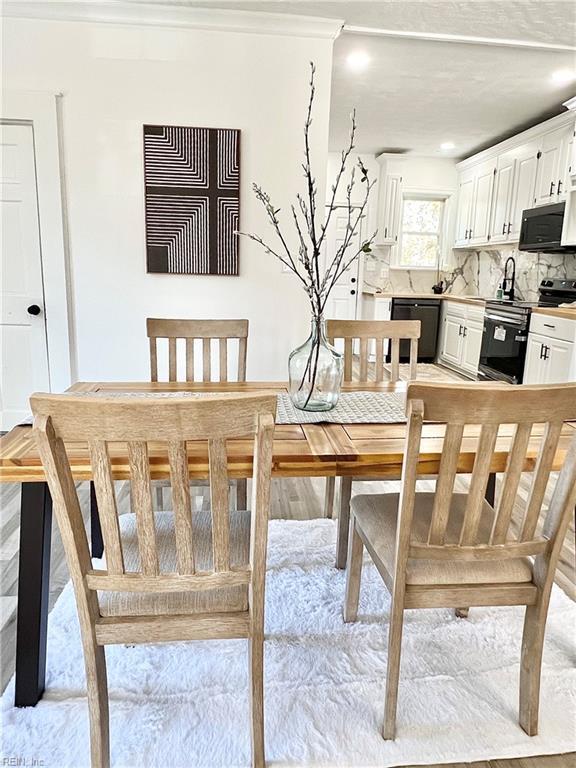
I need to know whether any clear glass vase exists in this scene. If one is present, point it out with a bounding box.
[288,317,343,411]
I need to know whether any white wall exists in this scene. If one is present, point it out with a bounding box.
[3,17,334,382]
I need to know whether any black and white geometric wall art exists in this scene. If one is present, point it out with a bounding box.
[144,125,240,275]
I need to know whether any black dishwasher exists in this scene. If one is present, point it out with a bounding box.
[390,298,441,362]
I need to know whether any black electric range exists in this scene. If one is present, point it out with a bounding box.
[478,278,576,384]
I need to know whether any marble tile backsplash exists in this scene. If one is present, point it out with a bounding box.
[364,247,576,300]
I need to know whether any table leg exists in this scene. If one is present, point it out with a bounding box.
[485,472,496,507]
[90,481,104,559]
[336,477,353,569]
[15,482,52,707]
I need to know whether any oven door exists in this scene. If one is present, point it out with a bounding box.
[479,313,528,384]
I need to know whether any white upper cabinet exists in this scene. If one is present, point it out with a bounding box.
[534,123,573,205]
[507,141,539,240]
[454,170,475,246]
[469,161,495,245]
[489,151,515,244]
[454,113,575,249]
[375,155,403,246]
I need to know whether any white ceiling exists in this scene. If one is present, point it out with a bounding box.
[116,2,576,156]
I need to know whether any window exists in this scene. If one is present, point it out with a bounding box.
[398,196,445,269]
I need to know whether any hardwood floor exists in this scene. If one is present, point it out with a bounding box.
[1,363,574,767]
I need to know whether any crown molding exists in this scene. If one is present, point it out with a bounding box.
[457,109,575,170]
[344,25,576,52]
[2,1,344,39]
[564,96,576,112]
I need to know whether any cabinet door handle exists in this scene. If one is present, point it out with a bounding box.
[544,345,550,360]
[539,343,546,359]
[549,180,555,196]
[502,222,506,235]
[463,326,468,338]
[458,325,463,336]
[384,226,388,238]
[507,222,512,234]
[543,323,556,329]
[557,179,563,195]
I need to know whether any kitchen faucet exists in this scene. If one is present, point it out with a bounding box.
[502,255,516,301]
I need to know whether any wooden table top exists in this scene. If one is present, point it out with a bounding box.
[1,381,573,483]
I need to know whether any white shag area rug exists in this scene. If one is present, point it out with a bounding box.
[2,519,575,768]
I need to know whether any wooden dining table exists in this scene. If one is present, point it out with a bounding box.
[1,379,573,709]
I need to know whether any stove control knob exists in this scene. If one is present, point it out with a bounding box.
[544,280,553,287]
[572,281,576,289]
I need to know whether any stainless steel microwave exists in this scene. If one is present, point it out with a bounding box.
[518,202,576,253]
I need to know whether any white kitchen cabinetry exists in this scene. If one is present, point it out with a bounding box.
[469,161,495,246]
[454,170,475,246]
[437,301,484,378]
[523,313,576,384]
[376,154,404,246]
[454,163,494,247]
[534,124,573,206]
[454,112,575,249]
[489,151,515,244]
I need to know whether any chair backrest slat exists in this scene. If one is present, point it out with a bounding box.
[395,382,576,576]
[359,338,369,381]
[32,394,277,607]
[185,338,194,382]
[459,424,499,545]
[127,440,159,576]
[147,318,248,383]
[390,338,400,383]
[202,338,211,382]
[375,339,384,383]
[219,338,228,382]
[326,319,420,384]
[208,438,231,571]
[428,423,464,545]
[168,338,177,381]
[167,440,195,574]
[521,421,563,541]
[150,337,158,383]
[491,422,533,544]
[89,440,124,574]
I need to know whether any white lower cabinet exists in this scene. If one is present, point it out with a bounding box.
[523,314,576,384]
[437,301,484,377]
[460,318,484,375]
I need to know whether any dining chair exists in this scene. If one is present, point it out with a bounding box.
[32,391,276,768]
[147,318,249,510]
[325,319,421,566]
[343,381,576,740]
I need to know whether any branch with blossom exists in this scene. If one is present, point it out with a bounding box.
[237,61,377,322]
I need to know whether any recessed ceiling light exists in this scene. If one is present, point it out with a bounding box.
[440,141,455,151]
[551,68,576,85]
[346,51,370,72]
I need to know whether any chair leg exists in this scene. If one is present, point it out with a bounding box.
[323,476,336,519]
[336,477,353,569]
[155,485,163,511]
[85,641,110,768]
[249,634,265,768]
[383,597,405,740]
[343,517,363,622]
[519,600,547,736]
[237,478,248,511]
[455,608,469,618]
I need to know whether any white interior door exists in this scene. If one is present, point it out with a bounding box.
[1,123,50,430]
[322,208,361,322]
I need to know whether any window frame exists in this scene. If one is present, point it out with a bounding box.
[392,190,451,271]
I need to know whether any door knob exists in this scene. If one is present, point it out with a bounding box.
[27,304,42,316]
[350,289,356,295]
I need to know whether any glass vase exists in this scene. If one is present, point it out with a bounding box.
[288,317,343,411]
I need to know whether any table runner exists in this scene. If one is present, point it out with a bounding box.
[19,390,407,426]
